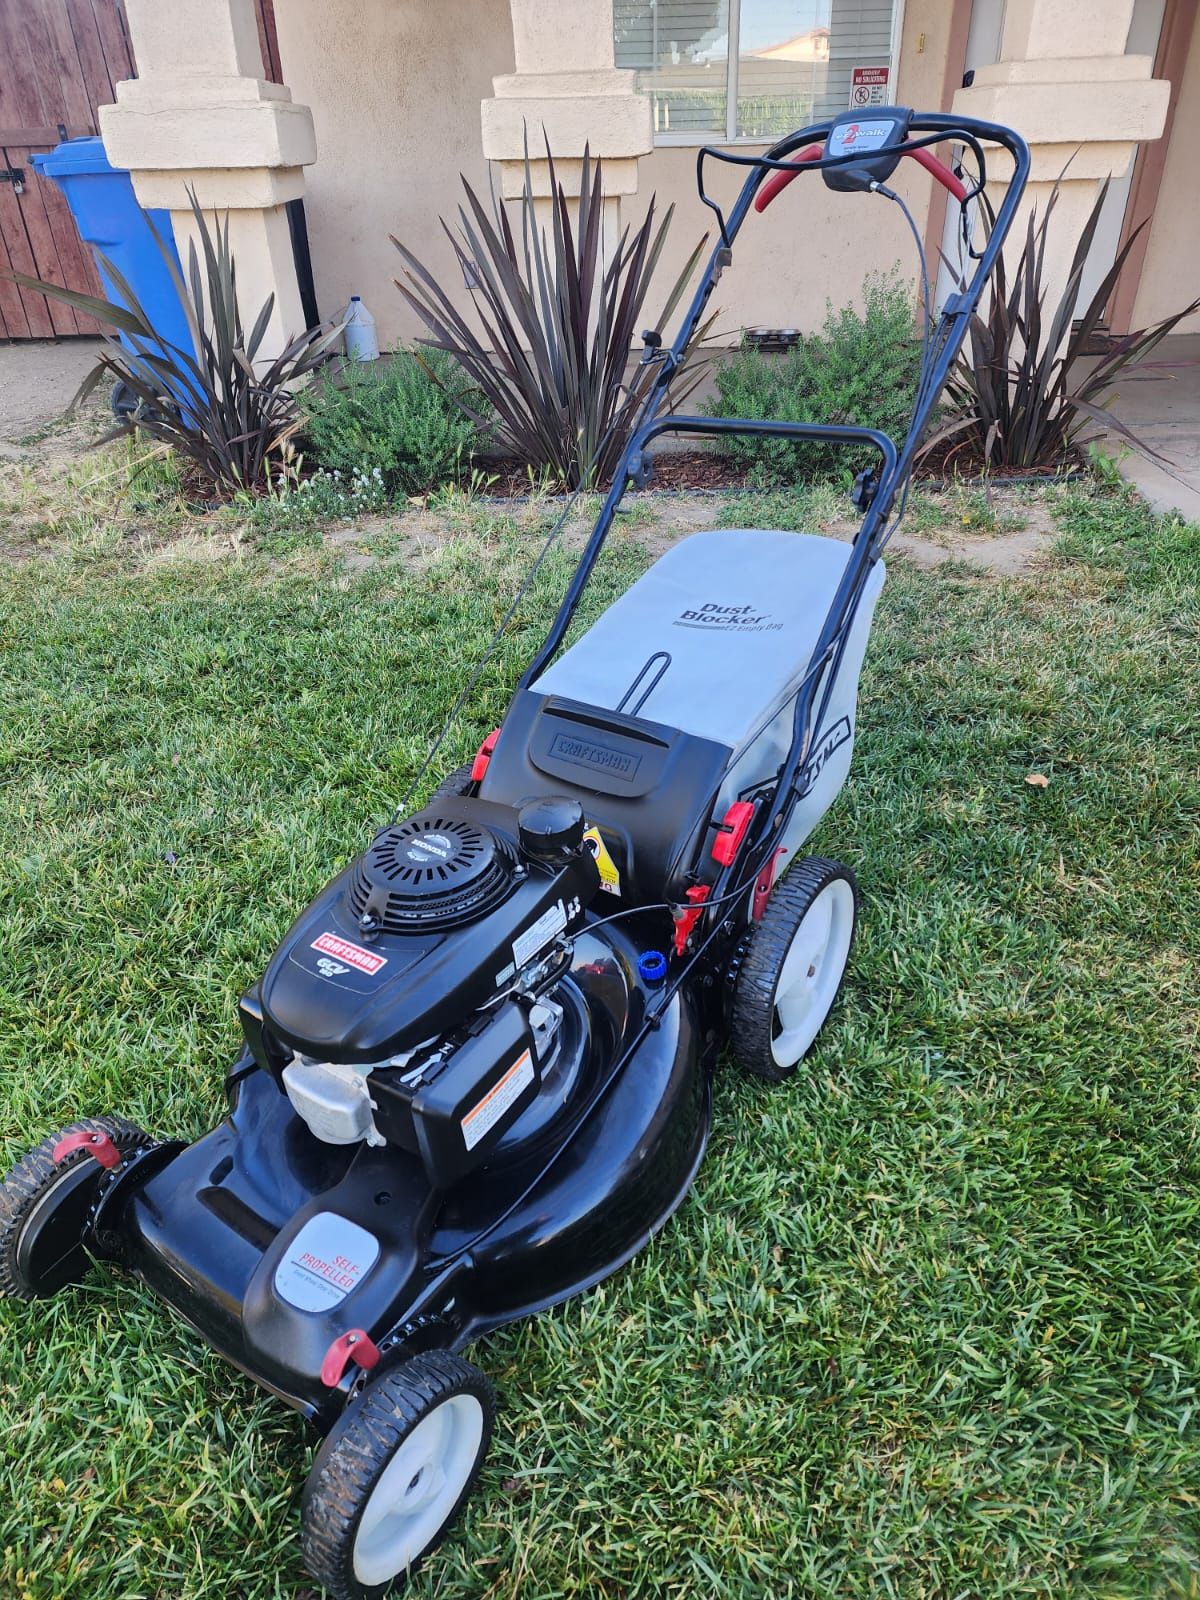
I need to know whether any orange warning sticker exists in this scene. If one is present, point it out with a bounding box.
[461,1049,535,1150]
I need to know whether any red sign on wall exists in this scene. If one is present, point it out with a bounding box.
[850,66,890,108]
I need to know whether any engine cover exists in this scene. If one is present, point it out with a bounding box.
[244,796,599,1066]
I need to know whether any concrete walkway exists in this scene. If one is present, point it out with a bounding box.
[1105,333,1200,523]
[0,338,105,450]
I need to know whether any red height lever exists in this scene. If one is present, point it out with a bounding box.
[53,1129,122,1171]
[755,141,967,213]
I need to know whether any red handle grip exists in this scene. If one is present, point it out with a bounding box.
[753,143,824,213]
[906,145,968,203]
[754,140,967,214]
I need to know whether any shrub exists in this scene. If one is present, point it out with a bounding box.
[705,271,921,484]
[1,196,341,499]
[926,180,1200,471]
[392,143,710,490]
[299,350,483,496]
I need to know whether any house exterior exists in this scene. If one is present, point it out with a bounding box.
[18,2,1200,356]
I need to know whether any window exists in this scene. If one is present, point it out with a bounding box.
[614,1,901,144]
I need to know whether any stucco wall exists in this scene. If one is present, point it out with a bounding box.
[274,0,515,351]
[277,0,956,349]
[1131,11,1200,333]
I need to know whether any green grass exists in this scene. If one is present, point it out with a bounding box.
[1,478,1198,1598]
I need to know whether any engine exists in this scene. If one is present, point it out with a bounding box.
[240,793,600,1188]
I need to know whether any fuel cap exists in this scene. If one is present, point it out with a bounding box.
[517,795,586,862]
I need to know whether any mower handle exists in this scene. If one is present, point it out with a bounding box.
[754,140,968,214]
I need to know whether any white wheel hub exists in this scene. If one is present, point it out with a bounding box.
[770,878,855,1068]
[352,1391,484,1586]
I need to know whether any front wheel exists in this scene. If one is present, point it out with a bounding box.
[301,1351,495,1599]
[729,856,858,1081]
[0,1115,153,1299]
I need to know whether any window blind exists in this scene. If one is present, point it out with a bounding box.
[615,1,730,136]
[615,0,897,142]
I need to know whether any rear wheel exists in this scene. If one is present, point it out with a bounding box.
[0,1115,152,1300]
[302,1351,495,1599]
[428,763,476,804]
[730,856,858,1081]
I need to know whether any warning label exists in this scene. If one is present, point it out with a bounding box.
[582,824,622,897]
[462,1049,535,1150]
[850,65,890,108]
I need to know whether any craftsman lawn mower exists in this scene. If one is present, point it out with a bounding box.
[1,108,1027,1597]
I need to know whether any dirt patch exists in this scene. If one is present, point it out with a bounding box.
[623,486,1061,576]
[0,340,106,448]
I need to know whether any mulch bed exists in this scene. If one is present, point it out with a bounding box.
[481,439,1084,497]
[181,440,1085,513]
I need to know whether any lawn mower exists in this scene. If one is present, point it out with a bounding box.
[1,108,1027,1598]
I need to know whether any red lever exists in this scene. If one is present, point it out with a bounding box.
[755,140,967,213]
[470,728,500,784]
[673,885,711,957]
[712,800,755,867]
[321,1329,381,1388]
[53,1129,122,1171]
[752,847,787,922]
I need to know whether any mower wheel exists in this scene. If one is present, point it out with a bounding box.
[428,763,476,804]
[0,1115,153,1300]
[730,856,857,1081]
[301,1350,495,1599]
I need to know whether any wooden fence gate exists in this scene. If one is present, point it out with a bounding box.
[0,0,280,340]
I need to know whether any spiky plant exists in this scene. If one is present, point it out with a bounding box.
[3,193,343,496]
[391,144,710,490]
[925,179,1200,471]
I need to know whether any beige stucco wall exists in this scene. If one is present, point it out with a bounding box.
[1131,12,1200,333]
[276,0,957,350]
[274,0,515,351]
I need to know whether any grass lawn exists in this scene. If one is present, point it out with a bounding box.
[1,458,1198,1599]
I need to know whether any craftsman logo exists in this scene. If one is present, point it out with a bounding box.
[674,601,783,633]
[549,732,642,782]
[797,716,852,796]
[311,931,388,975]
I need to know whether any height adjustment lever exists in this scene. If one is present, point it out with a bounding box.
[639,328,663,365]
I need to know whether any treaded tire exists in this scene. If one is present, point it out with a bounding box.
[428,763,476,804]
[0,1115,153,1300]
[730,856,858,1083]
[301,1350,495,1599]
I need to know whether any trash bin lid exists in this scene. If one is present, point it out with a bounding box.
[30,137,118,179]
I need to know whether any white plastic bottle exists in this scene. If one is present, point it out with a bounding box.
[343,295,379,362]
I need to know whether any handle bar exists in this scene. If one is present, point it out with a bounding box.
[754,139,968,214]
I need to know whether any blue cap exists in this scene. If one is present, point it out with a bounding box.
[638,950,668,986]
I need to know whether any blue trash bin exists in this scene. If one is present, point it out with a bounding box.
[31,138,195,416]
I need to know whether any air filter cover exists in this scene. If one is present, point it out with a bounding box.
[348,813,517,933]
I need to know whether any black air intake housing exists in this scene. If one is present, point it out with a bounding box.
[349,814,518,934]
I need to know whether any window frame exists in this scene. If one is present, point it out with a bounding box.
[643,0,908,148]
